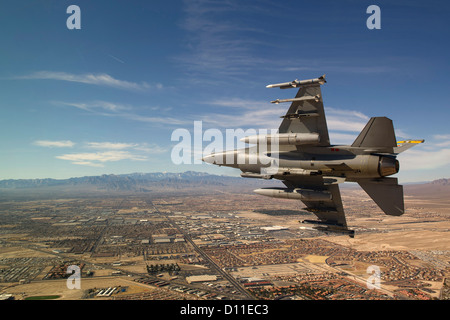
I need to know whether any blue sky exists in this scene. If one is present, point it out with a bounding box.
[0,0,449,182]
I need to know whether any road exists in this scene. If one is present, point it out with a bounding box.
[150,202,255,300]
[182,233,254,299]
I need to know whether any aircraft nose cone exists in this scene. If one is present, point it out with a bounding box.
[202,154,215,164]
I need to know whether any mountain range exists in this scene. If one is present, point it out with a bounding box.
[0,171,279,200]
[0,171,237,190]
[0,172,447,200]
[402,178,450,199]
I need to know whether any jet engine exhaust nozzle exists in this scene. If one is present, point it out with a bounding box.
[378,156,399,177]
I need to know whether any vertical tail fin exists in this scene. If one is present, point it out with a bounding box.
[352,117,397,152]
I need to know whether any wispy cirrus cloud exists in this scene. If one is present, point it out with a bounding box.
[56,100,190,127]
[398,148,450,171]
[57,100,132,113]
[85,141,168,154]
[326,107,369,121]
[86,142,138,150]
[56,150,147,167]
[208,98,271,110]
[33,140,75,148]
[178,0,276,78]
[195,99,412,145]
[281,65,395,74]
[432,134,450,147]
[54,97,371,136]
[395,133,450,172]
[199,99,370,132]
[34,138,168,167]
[55,97,404,146]
[18,71,161,91]
[178,0,395,83]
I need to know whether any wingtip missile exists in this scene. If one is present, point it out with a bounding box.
[266,79,299,89]
[319,74,326,83]
[266,75,326,89]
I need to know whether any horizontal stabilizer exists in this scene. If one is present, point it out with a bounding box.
[352,117,397,152]
[394,139,424,154]
[358,178,404,216]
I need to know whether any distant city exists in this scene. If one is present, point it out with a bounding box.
[0,172,449,300]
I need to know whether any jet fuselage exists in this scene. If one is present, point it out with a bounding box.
[202,145,399,181]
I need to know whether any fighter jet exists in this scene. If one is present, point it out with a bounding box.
[202,75,423,237]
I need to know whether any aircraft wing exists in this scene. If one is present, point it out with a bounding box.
[282,176,352,235]
[275,75,330,147]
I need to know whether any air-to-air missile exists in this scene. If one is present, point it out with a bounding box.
[253,188,332,201]
[265,74,326,89]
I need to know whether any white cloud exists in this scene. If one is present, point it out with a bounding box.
[328,132,358,145]
[85,141,169,153]
[178,0,394,83]
[123,113,191,126]
[56,100,188,127]
[55,96,393,146]
[208,98,269,110]
[108,54,125,64]
[86,142,138,150]
[326,107,370,121]
[435,141,450,147]
[48,140,169,167]
[19,71,157,91]
[71,161,105,167]
[133,143,169,154]
[431,134,450,147]
[433,134,450,140]
[57,101,132,113]
[326,118,366,133]
[395,134,450,171]
[56,98,369,133]
[34,140,75,148]
[398,148,450,171]
[197,100,371,134]
[178,0,273,78]
[199,107,280,129]
[56,150,147,166]
[283,65,394,74]
[190,101,415,147]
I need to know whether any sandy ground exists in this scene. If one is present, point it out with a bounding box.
[3,276,152,300]
[0,246,54,258]
[326,230,450,251]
